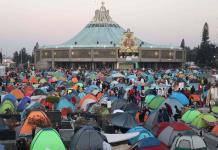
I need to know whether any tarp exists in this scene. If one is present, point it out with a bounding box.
[30,128,66,150]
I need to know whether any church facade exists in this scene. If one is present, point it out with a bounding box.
[35,3,186,69]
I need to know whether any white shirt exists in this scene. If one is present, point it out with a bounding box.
[210,87,218,100]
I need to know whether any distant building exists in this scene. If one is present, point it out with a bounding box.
[35,3,185,69]
[2,58,15,67]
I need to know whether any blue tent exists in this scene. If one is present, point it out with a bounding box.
[85,85,99,93]
[17,96,31,111]
[136,137,161,148]
[2,94,17,106]
[21,101,45,120]
[127,126,154,145]
[78,92,86,99]
[169,92,189,105]
[56,98,75,112]
[127,74,137,80]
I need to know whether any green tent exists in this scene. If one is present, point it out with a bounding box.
[191,114,216,129]
[39,78,47,84]
[148,96,165,110]
[212,106,218,114]
[145,95,155,104]
[182,109,201,124]
[76,82,84,87]
[30,128,66,150]
[0,100,15,114]
[202,114,217,123]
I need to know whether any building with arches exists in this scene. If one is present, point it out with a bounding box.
[35,3,185,69]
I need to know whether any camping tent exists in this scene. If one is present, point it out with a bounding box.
[145,111,159,130]
[133,137,169,150]
[169,92,189,105]
[158,122,192,146]
[69,126,110,150]
[17,96,31,112]
[30,128,66,150]
[0,100,15,114]
[170,135,207,150]
[19,110,51,136]
[2,94,17,106]
[127,126,154,145]
[11,89,24,100]
[148,96,165,110]
[145,95,155,104]
[211,124,218,136]
[182,109,201,124]
[56,98,75,112]
[191,113,217,129]
[111,112,137,129]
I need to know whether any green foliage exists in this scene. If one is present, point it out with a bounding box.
[180,39,185,49]
[12,48,32,66]
[195,22,218,67]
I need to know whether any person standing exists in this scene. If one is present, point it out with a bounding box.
[206,83,218,106]
[162,108,170,122]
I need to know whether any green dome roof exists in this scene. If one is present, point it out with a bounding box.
[41,3,180,50]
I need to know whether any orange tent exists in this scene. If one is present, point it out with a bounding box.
[30,76,38,84]
[97,92,104,101]
[11,89,24,100]
[24,86,34,96]
[72,77,78,83]
[78,94,97,110]
[211,125,218,136]
[19,110,51,136]
[61,108,72,117]
[189,94,201,102]
[22,78,29,83]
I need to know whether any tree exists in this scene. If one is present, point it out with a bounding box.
[0,52,2,64]
[13,48,33,66]
[196,22,217,67]
[13,51,19,65]
[201,22,209,45]
[180,39,185,49]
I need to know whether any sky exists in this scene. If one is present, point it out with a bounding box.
[0,0,218,56]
